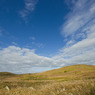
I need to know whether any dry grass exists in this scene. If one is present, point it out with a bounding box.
[0,64,95,95]
[0,79,95,95]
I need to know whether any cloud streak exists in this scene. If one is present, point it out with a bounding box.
[57,0,95,66]
[20,0,38,20]
[62,0,95,37]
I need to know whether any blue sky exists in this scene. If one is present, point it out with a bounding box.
[0,0,95,73]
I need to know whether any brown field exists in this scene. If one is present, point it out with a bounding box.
[0,64,95,95]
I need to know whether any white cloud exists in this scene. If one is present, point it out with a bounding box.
[62,0,95,37]
[20,0,38,20]
[0,46,56,73]
[54,0,95,66]
[0,46,52,66]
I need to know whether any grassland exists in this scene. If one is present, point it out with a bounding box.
[0,64,95,95]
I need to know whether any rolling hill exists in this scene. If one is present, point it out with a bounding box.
[1,64,95,81]
[23,64,95,80]
[0,64,95,95]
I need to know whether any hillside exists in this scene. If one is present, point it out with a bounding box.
[0,72,16,76]
[0,64,95,95]
[0,64,95,80]
[21,64,95,80]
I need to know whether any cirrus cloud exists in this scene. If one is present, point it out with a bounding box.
[19,0,38,21]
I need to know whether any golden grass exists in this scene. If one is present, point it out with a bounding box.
[0,64,95,95]
[0,79,95,95]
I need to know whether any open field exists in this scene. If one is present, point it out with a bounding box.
[0,64,95,95]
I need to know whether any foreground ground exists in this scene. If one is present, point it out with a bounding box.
[0,64,95,95]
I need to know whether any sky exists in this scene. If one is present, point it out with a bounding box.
[0,0,95,74]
